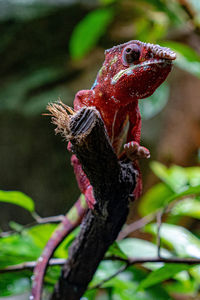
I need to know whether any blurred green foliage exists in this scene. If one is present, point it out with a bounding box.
[1,0,200,299]
[139,163,200,215]
[0,190,34,212]
[1,163,200,298]
[69,8,114,59]
[1,0,200,119]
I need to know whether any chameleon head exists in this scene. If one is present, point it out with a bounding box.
[96,40,176,105]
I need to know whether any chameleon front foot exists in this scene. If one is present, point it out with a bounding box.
[85,185,96,210]
[124,141,150,161]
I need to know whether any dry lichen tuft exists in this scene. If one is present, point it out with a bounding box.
[46,100,74,140]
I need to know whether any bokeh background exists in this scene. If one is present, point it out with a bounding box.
[1,0,200,299]
[1,0,200,226]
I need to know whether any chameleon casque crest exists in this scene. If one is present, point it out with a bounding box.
[31,40,176,299]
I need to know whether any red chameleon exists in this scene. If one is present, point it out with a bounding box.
[31,40,176,299]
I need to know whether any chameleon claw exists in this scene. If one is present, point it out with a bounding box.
[124,141,150,161]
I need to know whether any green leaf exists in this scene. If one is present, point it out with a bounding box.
[150,162,189,193]
[9,221,24,232]
[0,232,41,268]
[29,223,79,259]
[138,183,173,216]
[27,224,57,250]
[150,163,200,191]
[145,223,200,258]
[107,241,128,259]
[0,223,76,270]
[83,289,97,300]
[161,41,200,78]
[143,0,186,25]
[135,17,167,43]
[139,83,169,120]
[113,285,172,300]
[171,198,200,219]
[165,278,198,295]
[185,167,200,186]
[0,272,31,297]
[118,238,171,260]
[0,223,79,298]
[90,261,172,300]
[147,163,200,208]
[190,265,200,282]
[44,265,62,286]
[118,238,171,270]
[0,190,34,212]
[90,260,123,287]
[69,8,114,59]
[138,264,191,290]
[165,185,200,206]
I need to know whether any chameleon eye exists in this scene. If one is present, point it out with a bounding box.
[122,44,141,66]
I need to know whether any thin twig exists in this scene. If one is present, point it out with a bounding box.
[127,257,200,265]
[0,258,66,273]
[156,210,163,258]
[0,215,64,238]
[89,263,129,290]
[106,256,200,265]
[118,212,156,240]
[89,256,200,289]
[1,256,199,274]
[32,212,64,224]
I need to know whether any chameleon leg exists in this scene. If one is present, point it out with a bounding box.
[124,141,150,161]
[123,104,150,199]
[71,154,96,209]
[123,141,149,199]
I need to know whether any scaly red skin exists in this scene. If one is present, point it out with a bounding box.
[30,40,176,300]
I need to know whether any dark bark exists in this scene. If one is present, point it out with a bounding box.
[50,107,136,300]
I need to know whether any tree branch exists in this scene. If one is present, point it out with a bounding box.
[47,104,136,300]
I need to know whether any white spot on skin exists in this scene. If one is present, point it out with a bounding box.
[38,256,43,262]
[126,69,133,75]
[91,78,98,89]
[111,109,118,143]
[31,280,37,288]
[111,59,169,85]
[111,96,120,103]
[110,55,118,65]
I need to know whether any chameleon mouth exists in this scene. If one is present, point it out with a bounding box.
[111,59,172,85]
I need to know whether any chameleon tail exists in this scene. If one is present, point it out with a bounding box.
[30,195,88,300]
